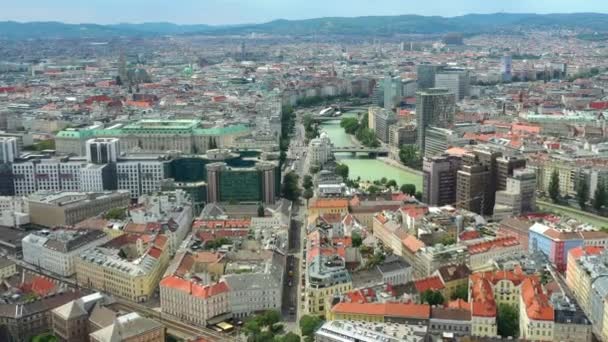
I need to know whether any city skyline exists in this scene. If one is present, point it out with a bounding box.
[2,0,608,25]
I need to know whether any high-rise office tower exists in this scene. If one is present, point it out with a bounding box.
[257,162,280,204]
[472,149,502,215]
[417,64,443,89]
[456,164,489,215]
[206,162,226,204]
[0,137,17,164]
[501,55,513,82]
[496,156,526,191]
[423,155,461,206]
[435,70,470,101]
[374,109,397,143]
[86,138,120,164]
[416,88,455,154]
[383,75,403,110]
[494,168,536,217]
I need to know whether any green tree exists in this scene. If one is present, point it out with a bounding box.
[415,191,423,201]
[577,179,589,210]
[594,181,607,211]
[303,188,314,205]
[367,185,380,195]
[340,117,360,134]
[104,207,127,220]
[380,177,387,184]
[299,315,324,337]
[386,179,397,188]
[399,145,422,169]
[549,170,560,203]
[303,175,314,190]
[281,172,301,201]
[352,231,362,248]
[278,332,301,342]
[400,184,416,196]
[335,163,349,180]
[257,204,265,217]
[497,304,519,338]
[309,165,320,174]
[420,290,445,306]
[450,284,469,301]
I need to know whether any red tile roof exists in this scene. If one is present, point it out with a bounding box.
[414,276,445,293]
[193,219,250,229]
[402,235,425,253]
[521,278,554,321]
[467,236,520,255]
[160,276,229,299]
[310,198,349,209]
[331,302,430,319]
[568,246,604,260]
[29,276,56,297]
[470,278,496,318]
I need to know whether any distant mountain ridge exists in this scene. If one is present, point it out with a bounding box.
[2,13,608,39]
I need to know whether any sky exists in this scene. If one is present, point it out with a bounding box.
[2,0,608,25]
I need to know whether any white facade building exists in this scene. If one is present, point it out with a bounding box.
[221,254,284,318]
[0,196,29,227]
[22,229,109,276]
[0,137,17,163]
[308,132,332,166]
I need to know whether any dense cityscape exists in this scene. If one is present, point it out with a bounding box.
[4,3,608,342]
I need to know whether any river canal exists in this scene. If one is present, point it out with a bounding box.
[318,110,422,190]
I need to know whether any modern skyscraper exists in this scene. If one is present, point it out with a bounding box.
[374,109,397,143]
[435,70,470,101]
[496,156,526,191]
[494,168,537,217]
[423,155,461,206]
[383,75,403,110]
[456,164,489,215]
[86,138,120,164]
[416,88,456,154]
[0,137,17,164]
[417,64,443,89]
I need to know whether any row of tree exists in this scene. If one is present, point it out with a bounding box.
[339,116,379,148]
[550,170,608,211]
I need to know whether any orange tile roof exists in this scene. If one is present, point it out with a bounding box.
[467,236,519,255]
[28,276,56,297]
[148,247,163,259]
[521,278,554,321]
[402,235,425,253]
[331,302,430,319]
[469,267,531,287]
[414,276,445,293]
[568,246,604,260]
[310,198,349,209]
[160,276,229,299]
[447,299,470,311]
[193,219,251,229]
[470,278,496,317]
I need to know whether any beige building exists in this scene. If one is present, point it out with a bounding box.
[28,191,130,227]
[52,292,115,342]
[89,312,165,342]
[76,234,171,302]
[0,258,16,279]
[159,277,230,326]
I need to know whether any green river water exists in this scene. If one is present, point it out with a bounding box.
[319,111,422,190]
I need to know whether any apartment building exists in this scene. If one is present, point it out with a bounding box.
[75,234,171,302]
[22,229,109,277]
[159,277,230,326]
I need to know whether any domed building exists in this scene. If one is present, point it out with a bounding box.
[309,131,333,166]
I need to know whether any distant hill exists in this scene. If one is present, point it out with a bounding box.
[2,13,608,39]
